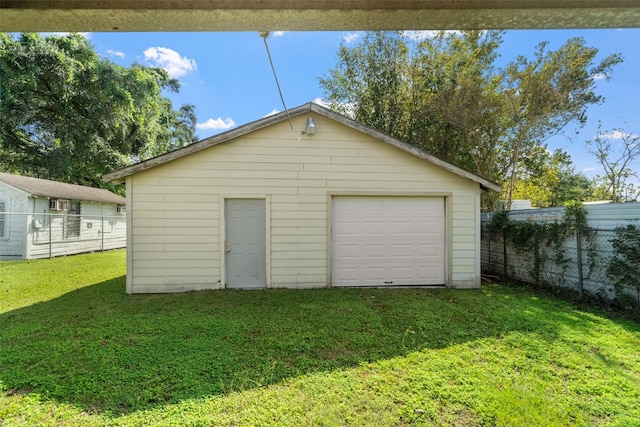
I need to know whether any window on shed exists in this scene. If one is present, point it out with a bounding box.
[64,201,81,239]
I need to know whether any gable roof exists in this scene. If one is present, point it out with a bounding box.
[0,173,126,205]
[103,102,501,192]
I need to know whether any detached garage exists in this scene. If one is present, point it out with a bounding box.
[103,102,499,294]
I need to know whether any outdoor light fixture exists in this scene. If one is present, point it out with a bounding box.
[304,117,316,135]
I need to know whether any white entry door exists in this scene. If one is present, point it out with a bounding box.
[225,199,266,289]
[332,196,445,287]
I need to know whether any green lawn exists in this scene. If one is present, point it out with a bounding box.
[1,250,639,426]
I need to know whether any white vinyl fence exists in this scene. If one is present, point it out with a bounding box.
[0,212,126,260]
[481,203,640,302]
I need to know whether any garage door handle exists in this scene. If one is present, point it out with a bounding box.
[384,281,393,284]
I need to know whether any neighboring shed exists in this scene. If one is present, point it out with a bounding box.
[104,102,500,293]
[0,173,126,260]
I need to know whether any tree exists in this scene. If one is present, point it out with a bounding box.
[586,126,640,202]
[319,32,410,139]
[0,33,197,190]
[511,147,592,207]
[499,38,622,208]
[320,31,504,179]
[320,31,622,210]
[408,30,505,180]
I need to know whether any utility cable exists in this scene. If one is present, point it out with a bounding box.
[259,31,295,133]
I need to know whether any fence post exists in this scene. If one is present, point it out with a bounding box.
[101,216,104,252]
[48,214,52,259]
[487,226,492,272]
[502,228,508,278]
[576,227,584,298]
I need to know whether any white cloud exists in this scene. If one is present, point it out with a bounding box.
[196,117,236,131]
[582,166,597,173]
[598,130,638,140]
[272,31,286,37]
[106,49,125,58]
[343,32,360,43]
[143,47,197,78]
[263,109,280,117]
[593,73,607,81]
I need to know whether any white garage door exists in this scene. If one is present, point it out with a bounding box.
[332,196,445,287]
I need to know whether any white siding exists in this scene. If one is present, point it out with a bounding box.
[128,114,482,292]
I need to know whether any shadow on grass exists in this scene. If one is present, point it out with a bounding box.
[1,277,636,416]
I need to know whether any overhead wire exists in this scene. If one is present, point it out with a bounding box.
[259,31,296,133]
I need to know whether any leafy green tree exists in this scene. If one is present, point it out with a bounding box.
[320,32,410,139]
[512,147,592,207]
[499,38,622,208]
[585,126,640,202]
[0,33,197,190]
[320,31,504,178]
[408,31,505,179]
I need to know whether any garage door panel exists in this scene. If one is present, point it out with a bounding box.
[334,220,360,236]
[364,221,386,236]
[419,266,441,281]
[364,244,386,258]
[332,196,445,287]
[335,266,360,281]
[418,219,442,233]
[418,243,440,257]
[364,267,386,281]
[391,221,413,235]
[391,243,413,258]
[336,243,360,258]
[390,266,415,281]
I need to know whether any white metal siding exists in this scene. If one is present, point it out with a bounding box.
[332,196,445,286]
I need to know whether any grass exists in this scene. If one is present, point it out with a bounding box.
[1,250,639,426]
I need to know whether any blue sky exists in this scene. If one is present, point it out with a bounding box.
[84,30,640,178]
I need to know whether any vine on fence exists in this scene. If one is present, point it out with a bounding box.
[488,202,588,286]
[607,224,640,307]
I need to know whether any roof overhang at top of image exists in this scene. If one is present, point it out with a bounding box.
[1,0,639,32]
